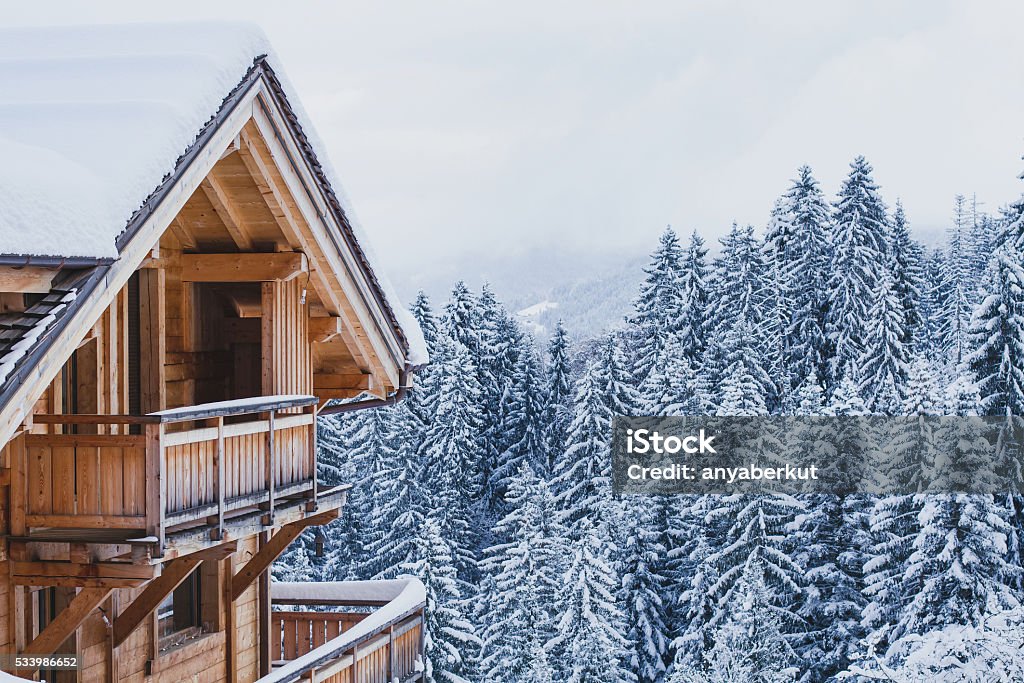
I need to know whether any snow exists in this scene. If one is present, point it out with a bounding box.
[150,393,315,418]
[0,22,426,367]
[0,293,72,384]
[0,672,35,683]
[272,578,417,604]
[266,577,426,681]
[516,300,559,335]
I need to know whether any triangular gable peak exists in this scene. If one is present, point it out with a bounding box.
[0,44,424,446]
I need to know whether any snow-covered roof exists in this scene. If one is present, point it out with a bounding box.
[0,22,427,367]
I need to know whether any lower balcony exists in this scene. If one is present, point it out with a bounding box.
[260,578,426,683]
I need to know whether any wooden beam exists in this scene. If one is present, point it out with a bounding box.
[231,509,339,601]
[309,316,344,343]
[314,372,372,391]
[168,216,197,250]
[112,542,236,648]
[10,560,155,584]
[200,171,256,251]
[22,587,112,658]
[237,128,304,243]
[181,252,307,282]
[315,388,370,401]
[0,267,58,294]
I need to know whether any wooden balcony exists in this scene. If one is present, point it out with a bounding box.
[260,579,426,683]
[11,394,345,561]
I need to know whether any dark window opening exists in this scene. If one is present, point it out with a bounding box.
[156,570,204,651]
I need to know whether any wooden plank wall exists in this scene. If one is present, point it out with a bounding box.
[262,277,312,398]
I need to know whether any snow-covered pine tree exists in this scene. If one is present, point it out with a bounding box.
[479,465,565,681]
[861,357,943,644]
[443,281,479,356]
[544,320,574,473]
[412,289,442,354]
[715,318,773,416]
[490,340,549,519]
[548,516,635,683]
[423,336,484,584]
[826,156,890,386]
[889,201,926,353]
[670,562,798,683]
[891,378,1019,648]
[551,360,614,530]
[595,333,642,417]
[967,239,1024,419]
[857,270,910,413]
[793,376,871,679]
[359,402,427,579]
[769,166,832,393]
[630,226,686,384]
[679,231,711,366]
[618,497,670,683]
[937,195,977,367]
[404,519,481,683]
[315,407,393,581]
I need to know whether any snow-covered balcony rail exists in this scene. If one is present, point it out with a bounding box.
[15,395,323,555]
[259,578,426,683]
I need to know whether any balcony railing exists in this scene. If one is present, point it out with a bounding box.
[15,395,322,554]
[259,578,426,683]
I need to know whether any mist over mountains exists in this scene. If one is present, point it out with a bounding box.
[392,245,648,341]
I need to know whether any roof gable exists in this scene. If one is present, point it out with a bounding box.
[0,23,427,444]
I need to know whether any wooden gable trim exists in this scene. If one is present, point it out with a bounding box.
[249,91,404,390]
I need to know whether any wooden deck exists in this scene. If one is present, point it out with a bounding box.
[261,579,426,683]
[11,395,327,558]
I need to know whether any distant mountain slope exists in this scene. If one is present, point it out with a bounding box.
[393,246,646,341]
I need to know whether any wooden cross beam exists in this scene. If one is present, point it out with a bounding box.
[231,508,339,602]
[22,587,113,659]
[112,542,237,648]
[200,170,256,251]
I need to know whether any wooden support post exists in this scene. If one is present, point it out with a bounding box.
[388,624,396,681]
[215,416,225,540]
[265,410,276,526]
[145,423,165,556]
[258,531,272,678]
[21,587,113,659]
[309,403,318,510]
[10,436,25,537]
[231,509,338,601]
[224,555,237,682]
[111,543,236,648]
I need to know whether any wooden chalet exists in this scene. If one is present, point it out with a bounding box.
[0,23,427,683]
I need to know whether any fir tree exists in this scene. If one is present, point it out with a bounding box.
[857,270,910,413]
[826,156,890,384]
[679,231,711,365]
[889,201,926,352]
[630,226,686,383]
[479,465,565,681]
[619,497,670,683]
[548,517,635,683]
[405,519,481,683]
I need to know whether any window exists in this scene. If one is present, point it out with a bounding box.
[156,570,203,651]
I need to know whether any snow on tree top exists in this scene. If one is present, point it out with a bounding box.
[0,21,427,366]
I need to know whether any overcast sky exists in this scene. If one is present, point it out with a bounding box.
[4,1,1024,275]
